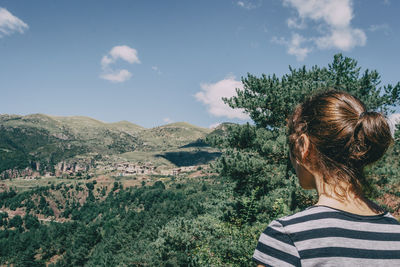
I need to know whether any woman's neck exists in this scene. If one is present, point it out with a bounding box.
[313,178,384,215]
[316,192,384,216]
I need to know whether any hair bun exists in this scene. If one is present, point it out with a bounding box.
[349,111,393,167]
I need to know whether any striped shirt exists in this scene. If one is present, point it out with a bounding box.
[252,205,400,266]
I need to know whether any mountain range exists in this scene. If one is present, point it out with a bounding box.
[0,113,230,177]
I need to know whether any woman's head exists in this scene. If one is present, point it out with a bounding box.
[287,89,393,198]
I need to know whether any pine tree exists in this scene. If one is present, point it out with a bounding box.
[209,53,400,224]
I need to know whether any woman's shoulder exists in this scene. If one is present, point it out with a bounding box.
[271,205,400,232]
[274,205,335,226]
[261,206,333,235]
[255,206,400,266]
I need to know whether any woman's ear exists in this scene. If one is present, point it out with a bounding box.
[299,134,310,160]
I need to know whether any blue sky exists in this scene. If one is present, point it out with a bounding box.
[1,0,400,129]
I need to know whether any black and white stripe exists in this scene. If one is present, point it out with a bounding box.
[252,205,400,266]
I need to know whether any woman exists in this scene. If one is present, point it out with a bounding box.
[252,90,400,266]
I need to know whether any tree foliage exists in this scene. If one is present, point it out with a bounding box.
[210,53,400,225]
[223,54,400,129]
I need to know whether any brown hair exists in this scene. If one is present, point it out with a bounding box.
[287,89,393,198]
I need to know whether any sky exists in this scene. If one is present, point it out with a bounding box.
[1,0,400,129]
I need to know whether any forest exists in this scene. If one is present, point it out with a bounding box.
[0,54,399,266]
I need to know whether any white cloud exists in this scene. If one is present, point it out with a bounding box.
[315,27,366,51]
[272,33,311,61]
[283,0,353,28]
[209,122,222,129]
[287,33,311,60]
[99,69,132,83]
[163,117,173,123]
[368,24,391,35]
[237,1,246,7]
[287,17,306,29]
[0,7,28,37]
[152,66,162,74]
[194,75,250,120]
[237,0,261,10]
[388,113,400,137]
[279,0,366,59]
[100,45,140,83]
[101,45,140,70]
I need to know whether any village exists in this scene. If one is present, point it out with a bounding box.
[113,162,202,176]
[1,160,208,181]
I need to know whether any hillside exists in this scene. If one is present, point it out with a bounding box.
[137,121,213,151]
[0,114,141,174]
[0,114,225,177]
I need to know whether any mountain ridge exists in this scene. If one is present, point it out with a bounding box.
[0,113,231,177]
[0,113,215,131]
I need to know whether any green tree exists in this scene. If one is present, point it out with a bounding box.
[210,53,400,224]
[24,214,40,230]
[9,214,23,229]
[223,54,400,129]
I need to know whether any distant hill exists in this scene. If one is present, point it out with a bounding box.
[108,120,144,135]
[205,122,236,138]
[138,121,213,151]
[0,114,143,174]
[0,114,224,175]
